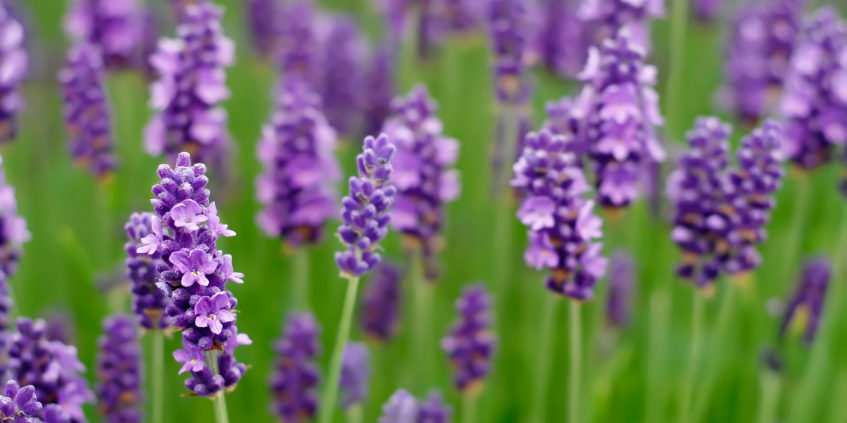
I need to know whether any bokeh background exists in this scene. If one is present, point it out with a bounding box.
[5,0,847,422]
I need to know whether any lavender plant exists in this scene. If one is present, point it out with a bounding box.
[64,0,146,69]
[0,4,27,144]
[269,312,320,422]
[442,284,495,394]
[378,389,452,423]
[780,257,830,344]
[359,262,402,342]
[96,314,143,423]
[0,380,71,423]
[339,342,370,412]
[578,0,665,48]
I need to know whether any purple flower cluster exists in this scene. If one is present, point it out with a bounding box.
[668,118,786,286]
[125,212,169,330]
[780,257,829,344]
[335,134,397,278]
[339,342,370,410]
[63,0,147,69]
[145,0,234,165]
[0,156,30,277]
[255,78,340,247]
[0,4,27,144]
[606,251,635,328]
[537,0,588,78]
[441,284,495,393]
[722,0,805,123]
[378,389,452,423]
[579,33,665,209]
[578,0,664,49]
[359,262,402,342]
[363,46,396,138]
[269,312,320,421]
[7,318,92,423]
[140,152,250,397]
[59,42,117,177]
[317,16,366,136]
[512,130,607,298]
[488,0,534,106]
[276,1,319,77]
[247,0,277,58]
[383,85,460,279]
[0,380,71,423]
[779,8,847,170]
[96,314,143,423]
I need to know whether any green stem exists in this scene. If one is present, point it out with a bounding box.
[292,248,311,308]
[664,0,690,138]
[347,405,363,423]
[693,283,738,420]
[529,295,558,423]
[152,330,165,423]
[645,290,671,422]
[568,301,582,423]
[208,351,230,423]
[679,292,705,423]
[755,371,781,423]
[463,393,478,423]
[318,276,361,423]
[410,253,433,389]
[494,105,520,197]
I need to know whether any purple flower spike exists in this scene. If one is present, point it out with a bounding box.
[256,78,340,248]
[0,5,27,144]
[379,389,418,423]
[340,342,370,410]
[537,0,588,78]
[60,42,117,177]
[7,318,93,423]
[145,1,234,166]
[64,0,146,69]
[335,134,397,279]
[606,252,635,328]
[418,390,452,422]
[780,257,829,344]
[359,262,402,342]
[441,284,495,393]
[247,0,279,58]
[363,45,396,137]
[143,152,248,396]
[276,1,318,77]
[125,212,169,330]
[580,33,665,209]
[0,156,30,277]
[693,0,721,22]
[270,312,321,422]
[96,314,143,423]
[0,379,71,422]
[488,0,534,106]
[578,0,664,49]
[512,130,607,298]
[779,8,847,170]
[383,85,460,279]
[316,16,366,136]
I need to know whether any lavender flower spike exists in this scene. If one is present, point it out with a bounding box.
[359,262,402,342]
[96,314,143,423]
[418,391,452,422]
[537,0,588,78]
[578,0,665,49]
[0,380,71,423]
[0,4,27,144]
[316,16,366,136]
[145,1,234,165]
[335,134,397,278]
[488,0,534,107]
[442,284,495,393]
[60,42,117,177]
[64,0,145,69]
[247,0,279,58]
[340,342,370,410]
[269,312,320,421]
[256,78,340,247]
[125,212,169,330]
[379,389,418,423]
[141,152,249,396]
[780,257,829,344]
[512,130,608,298]
[606,251,635,328]
[0,156,30,277]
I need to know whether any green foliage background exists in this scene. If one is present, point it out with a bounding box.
[6,0,847,422]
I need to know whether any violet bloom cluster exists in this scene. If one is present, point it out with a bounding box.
[578,0,664,49]
[145,0,234,165]
[512,130,607,298]
[537,0,588,79]
[125,212,169,330]
[339,342,370,410]
[335,134,397,278]
[59,42,117,177]
[7,318,92,423]
[606,251,634,328]
[488,0,534,106]
[383,85,460,279]
[363,46,396,138]
[441,284,495,393]
[96,314,143,423]
[579,33,665,209]
[141,152,250,397]
[779,8,847,170]
[722,0,804,124]
[276,1,319,77]
[255,78,340,247]
[269,312,320,422]
[0,156,30,277]
[359,262,401,342]
[63,0,146,69]
[0,380,71,423]
[247,0,278,58]
[780,257,829,344]
[0,4,27,144]
[378,389,452,423]
[317,16,366,136]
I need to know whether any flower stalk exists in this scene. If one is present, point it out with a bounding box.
[318,276,361,423]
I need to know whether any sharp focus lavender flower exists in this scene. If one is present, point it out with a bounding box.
[580,33,665,209]
[59,42,117,177]
[359,262,402,342]
[606,252,635,328]
[417,390,452,422]
[255,78,340,247]
[780,257,829,344]
[441,284,495,393]
[378,389,418,423]
[0,380,71,423]
[382,85,460,279]
[512,130,608,298]
[140,152,249,396]
[0,4,27,144]
[693,0,721,22]
[0,156,29,277]
[269,312,320,422]
[779,8,847,170]
[722,0,804,124]
[578,0,664,49]
[363,45,396,137]
[488,0,534,106]
[335,134,397,278]
[339,342,370,410]
[7,318,93,423]
[125,212,169,330]
[64,0,145,69]
[537,0,588,78]
[96,315,143,423]
[315,15,366,136]
[145,1,234,166]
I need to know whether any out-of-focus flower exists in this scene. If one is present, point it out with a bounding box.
[0,156,29,277]
[488,0,534,106]
[125,212,169,330]
[578,0,665,49]
[359,262,402,342]
[606,251,635,328]
[378,389,418,423]
[335,134,397,278]
[59,42,117,177]
[441,284,495,393]
[363,45,396,137]
[276,1,318,77]
[255,78,340,247]
[96,314,143,423]
[64,0,146,69]
[315,15,366,136]
[537,0,588,78]
[247,0,279,58]
[340,342,370,410]
[417,390,452,422]
[693,0,722,22]
[269,312,320,422]
[0,4,27,144]
[780,257,829,344]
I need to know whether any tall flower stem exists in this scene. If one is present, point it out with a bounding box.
[151,330,165,423]
[664,0,689,138]
[693,283,738,420]
[318,276,361,423]
[568,301,582,423]
[492,105,520,294]
[463,393,478,423]
[530,295,558,422]
[291,248,311,308]
[208,351,230,423]
[679,292,705,423]
[755,370,781,423]
[410,252,433,388]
